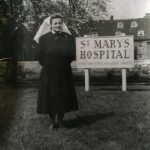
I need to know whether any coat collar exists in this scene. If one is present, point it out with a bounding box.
[51,30,62,35]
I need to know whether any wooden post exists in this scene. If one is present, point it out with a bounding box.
[84,68,90,91]
[83,35,90,92]
[122,69,127,91]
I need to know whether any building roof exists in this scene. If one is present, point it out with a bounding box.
[80,16,150,41]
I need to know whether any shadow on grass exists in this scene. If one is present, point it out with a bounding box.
[64,112,116,129]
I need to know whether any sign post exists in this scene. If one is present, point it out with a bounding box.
[76,36,134,91]
[122,69,127,91]
[85,68,90,91]
[83,35,90,91]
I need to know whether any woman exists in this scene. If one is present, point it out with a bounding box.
[37,13,78,129]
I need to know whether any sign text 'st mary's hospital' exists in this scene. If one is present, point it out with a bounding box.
[76,36,134,68]
[80,38,130,59]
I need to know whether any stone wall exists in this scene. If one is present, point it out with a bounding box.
[0,60,150,83]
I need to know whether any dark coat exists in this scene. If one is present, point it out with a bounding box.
[37,32,78,114]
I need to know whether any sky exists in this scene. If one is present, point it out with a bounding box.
[109,0,150,19]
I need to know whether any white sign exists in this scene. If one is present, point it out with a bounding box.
[76,36,134,68]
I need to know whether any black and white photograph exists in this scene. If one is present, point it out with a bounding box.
[0,0,150,149]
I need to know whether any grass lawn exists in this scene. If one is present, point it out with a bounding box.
[0,84,150,150]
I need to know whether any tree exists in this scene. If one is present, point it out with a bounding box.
[1,0,112,34]
[0,0,25,84]
[21,0,112,35]
[65,0,112,35]
[0,0,112,83]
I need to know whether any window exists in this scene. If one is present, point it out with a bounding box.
[131,21,138,28]
[115,31,122,36]
[91,32,98,37]
[117,22,124,28]
[137,30,144,36]
[138,54,144,59]
[121,33,126,36]
[138,42,143,49]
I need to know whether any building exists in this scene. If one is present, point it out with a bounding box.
[81,13,150,61]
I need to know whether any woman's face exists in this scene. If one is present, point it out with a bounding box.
[51,18,62,32]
